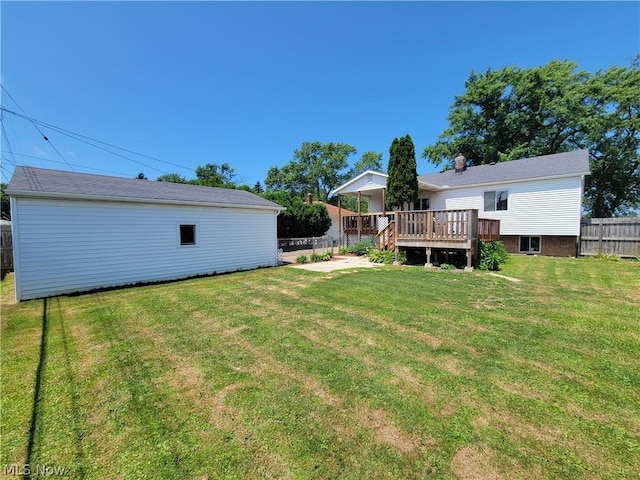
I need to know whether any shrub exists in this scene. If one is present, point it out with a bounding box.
[344,238,376,256]
[296,255,308,264]
[439,263,453,270]
[478,240,510,271]
[368,249,406,265]
[310,252,333,262]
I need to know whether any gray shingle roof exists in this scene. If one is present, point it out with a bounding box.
[7,166,283,210]
[418,150,590,188]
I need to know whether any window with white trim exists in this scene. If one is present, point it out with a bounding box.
[484,190,508,211]
[519,236,540,253]
[179,224,196,246]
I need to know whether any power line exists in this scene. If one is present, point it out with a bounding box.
[1,110,17,165]
[1,151,135,177]
[1,86,75,171]
[0,105,195,174]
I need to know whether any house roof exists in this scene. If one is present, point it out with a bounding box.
[418,149,591,189]
[331,150,591,196]
[313,201,357,216]
[330,170,389,196]
[7,166,284,211]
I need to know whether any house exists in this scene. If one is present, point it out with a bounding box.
[331,150,591,261]
[303,193,357,242]
[7,166,284,301]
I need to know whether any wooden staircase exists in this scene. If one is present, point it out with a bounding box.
[377,221,395,250]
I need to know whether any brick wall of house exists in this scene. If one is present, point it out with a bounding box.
[498,235,578,257]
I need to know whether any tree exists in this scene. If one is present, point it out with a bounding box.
[261,191,331,238]
[192,163,237,188]
[386,135,418,210]
[136,172,148,180]
[156,173,187,183]
[265,141,357,201]
[1,183,10,220]
[347,151,384,178]
[253,181,264,194]
[422,60,640,217]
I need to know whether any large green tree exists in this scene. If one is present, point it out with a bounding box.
[386,135,418,210]
[265,141,357,201]
[262,191,331,238]
[422,59,640,217]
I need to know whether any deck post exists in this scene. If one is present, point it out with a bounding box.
[338,194,342,247]
[357,191,362,241]
[465,249,473,271]
[425,247,432,268]
[393,245,399,266]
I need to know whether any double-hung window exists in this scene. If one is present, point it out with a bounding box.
[484,190,508,211]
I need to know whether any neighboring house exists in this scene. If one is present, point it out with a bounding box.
[304,194,357,241]
[332,150,591,257]
[7,166,284,301]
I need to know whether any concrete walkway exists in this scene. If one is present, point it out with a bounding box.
[283,250,379,272]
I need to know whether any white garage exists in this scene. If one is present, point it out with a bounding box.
[7,166,283,301]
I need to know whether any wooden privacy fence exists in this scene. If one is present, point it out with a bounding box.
[1,221,13,279]
[580,218,640,258]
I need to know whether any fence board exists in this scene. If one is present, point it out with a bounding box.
[580,218,640,257]
[1,222,13,279]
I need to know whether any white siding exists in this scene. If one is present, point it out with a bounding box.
[12,198,278,301]
[431,176,583,236]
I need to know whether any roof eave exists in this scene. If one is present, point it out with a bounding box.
[330,170,388,196]
[7,190,285,212]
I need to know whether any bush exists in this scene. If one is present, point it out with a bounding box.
[478,240,510,271]
[310,252,333,262]
[296,255,308,264]
[368,249,406,265]
[344,238,376,256]
[439,263,453,270]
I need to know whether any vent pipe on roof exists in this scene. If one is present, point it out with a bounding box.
[454,154,466,173]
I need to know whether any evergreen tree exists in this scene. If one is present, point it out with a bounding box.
[386,135,418,210]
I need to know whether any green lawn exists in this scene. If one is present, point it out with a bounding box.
[1,256,639,479]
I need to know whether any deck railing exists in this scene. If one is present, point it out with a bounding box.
[341,209,496,247]
[395,209,477,242]
[478,218,501,242]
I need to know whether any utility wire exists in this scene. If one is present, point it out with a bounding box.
[0,106,194,174]
[1,110,17,165]
[1,86,74,171]
[1,151,133,177]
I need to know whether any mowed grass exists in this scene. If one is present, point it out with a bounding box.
[1,256,639,479]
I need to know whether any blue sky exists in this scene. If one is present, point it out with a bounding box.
[1,1,638,188]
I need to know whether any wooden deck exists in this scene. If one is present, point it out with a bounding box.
[341,209,500,268]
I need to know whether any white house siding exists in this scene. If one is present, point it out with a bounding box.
[11,197,278,301]
[431,176,583,236]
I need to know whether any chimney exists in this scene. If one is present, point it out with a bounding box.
[454,154,466,173]
[306,193,313,204]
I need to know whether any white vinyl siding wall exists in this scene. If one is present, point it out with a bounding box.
[430,176,583,236]
[12,198,278,300]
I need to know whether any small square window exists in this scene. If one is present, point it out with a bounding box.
[180,224,196,245]
[418,198,430,210]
